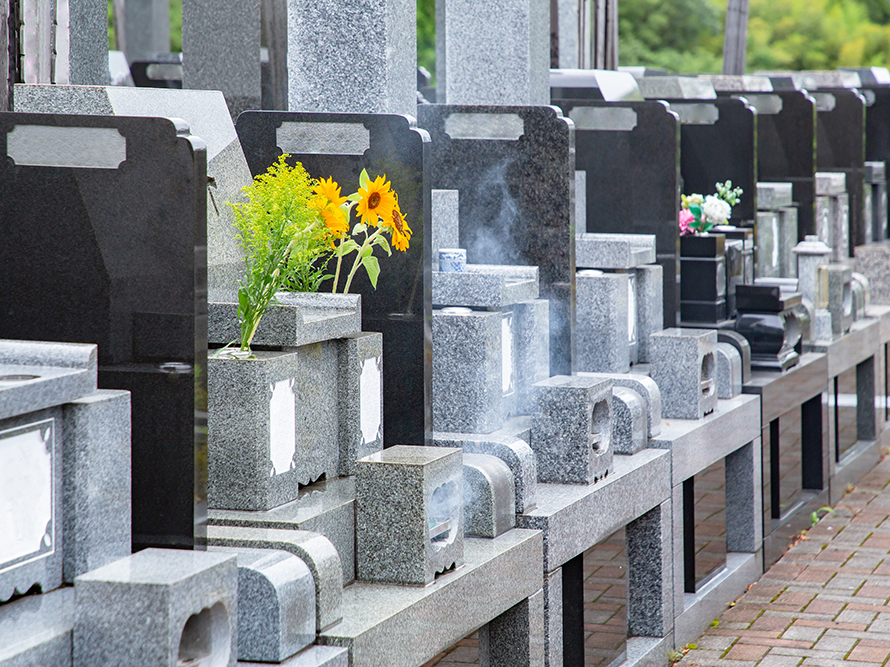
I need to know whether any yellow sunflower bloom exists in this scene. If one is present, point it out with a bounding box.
[356,175,396,226]
[384,201,412,252]
[313,177,348,209]
[319,203,349,237]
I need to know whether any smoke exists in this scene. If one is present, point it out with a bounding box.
[463,158,521,267]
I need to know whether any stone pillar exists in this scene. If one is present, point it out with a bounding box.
[626,501,673,638]
[287,0,416,116]
[123,0,170,63]
[479,590,546,667]
[436,0,549,105]
[67,0,110,84]
[2,0,11,111]
[182,0,261,118]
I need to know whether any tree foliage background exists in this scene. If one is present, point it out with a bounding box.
[619,0,890,73]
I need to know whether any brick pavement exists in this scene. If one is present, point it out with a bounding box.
[678,457,890,667]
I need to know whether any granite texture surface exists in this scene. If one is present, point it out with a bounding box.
[355,446,464,585]
[518,449,671,572]
[725,440,763,552]
[756,210,782,279]
[855,240,890,304]
[74,549,238,667]
[815,195,834,249]
[208,346,339,510]
[778,206,800,277]
[832,192,851,261]
[816,171,847,195]
[823,264,854,336]
[206,524,343,631]
[650,393,760,484]
[432,308,502,434]
[182,0,261,118]
[238,645,348,666]
[67,0,109,85]
[576,271,630,373]
[418,104,574,376]
[208,476,355,584]
[436,0,549,105]
[577,372,662,439]
[207,547,315,663]
[287,0,415,116]
[531,375,613,484]
[431,189,460,271]
[62,390,131,584]
[13,84,250,302]
[626,501,673,638]
[715,342,743,399]
[432,270,539,308]
[637,264,664,363]
[0,340,97,421]
[611,386,647,454]
[575,233,657,269]
[463,453,516,538]
[208,294,362,348]
[794,235,833,305]
[479,589,545,667]
[337,333,383,477]
[0,407,63,602]
[717,329,752,385]
[757,182,794,209]
[0,586,74,667]
[122,0,169,62]
[513,299,551,416]
[431,432,538,512]
[638,76,717,100]
[542,568,562,667]
[317,530,543,667]
[649,328,718,420]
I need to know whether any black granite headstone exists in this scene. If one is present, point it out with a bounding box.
[852,72,890,235]
[814,88,866,251]
[418,104,575,376]
[0,112,208,551]
[236,111,430,447]
[552,98,681,329]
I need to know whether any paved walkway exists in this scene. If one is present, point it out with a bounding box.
[679,456,890,667]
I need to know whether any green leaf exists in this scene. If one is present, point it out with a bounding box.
[361,244,374,259]
[362,255,381,288]
[374,234,392,256]
[347,193,361,202]
[353,223,367,236]
[359,168,370,189]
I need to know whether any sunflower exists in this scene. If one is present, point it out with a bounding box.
[384,199,412,252]
[313,176,348,209]
[355,175,396,226]
[319,203,349,237]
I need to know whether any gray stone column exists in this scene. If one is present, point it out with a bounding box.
[479,589,546,667]
[123,0,170,63]
[725,439,762,553]
[626,500,673,638]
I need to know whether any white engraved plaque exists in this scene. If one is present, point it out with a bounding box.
[360,357,382,445]
[269,379,297,476]
[7,125,127,169]
[0,420,54,572]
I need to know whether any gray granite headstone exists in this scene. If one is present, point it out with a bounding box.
[182,0,261,118]
[355,446,464,585]
[286,0,416,116]
[123,0,170,63]
[74,549,238,667]
[436,0,549,105]
[576,270,630,373]
[431,189,461,271]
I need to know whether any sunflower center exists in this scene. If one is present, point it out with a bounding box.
[392,210,404,233]
[368,192,381,208]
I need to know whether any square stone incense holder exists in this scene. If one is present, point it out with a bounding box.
[649,328,718,419]
[355,446,464,586]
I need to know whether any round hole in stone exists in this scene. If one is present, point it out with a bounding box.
[428,478,460,550]
[177,602,230,667]
[590,399,611,453]
[701,353,715,396]
[0,374,39,382]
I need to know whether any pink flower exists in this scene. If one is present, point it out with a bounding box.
[679,209,694,236]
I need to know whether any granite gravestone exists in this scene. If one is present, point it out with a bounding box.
[236,110,430,447]
[639,77,758,223]
[123,0,171,63]
[708,77,817,240]
[0,112,207,551]
[418,104,575,376]
[552,97,681,329]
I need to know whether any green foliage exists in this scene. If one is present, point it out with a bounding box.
[417,0,436,82]
[228,155,332,352]
[619,0,890,73]
[810,505,836,527]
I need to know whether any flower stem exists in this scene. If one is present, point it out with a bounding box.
[343,227,382,294]
[332,237,345,293]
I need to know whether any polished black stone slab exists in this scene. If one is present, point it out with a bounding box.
[815,88,866,252]
[236,111,431,447]
[552,98,681,328]
[418,104,575,375]
[0,112,208,551]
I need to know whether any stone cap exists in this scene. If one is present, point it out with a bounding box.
[794,235,832,256]
[432,265,539,307]
[840,67,890,87]
[549,69,643,102]
[359,445,461,467]
[208,292,361,347]
[815,172,847,196]
[0,340,98,421]
[76,548,235,585]
[757,182,794,210]
[698,74,773,93]
[638,76,717,100]
[575,233,656,269]
[736,284,802,313]
[865,161,886,183]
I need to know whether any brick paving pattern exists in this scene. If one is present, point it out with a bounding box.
[678,456,890,667]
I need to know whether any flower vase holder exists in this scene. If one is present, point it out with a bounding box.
[679,234,729,326]
[207,293,384,511]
